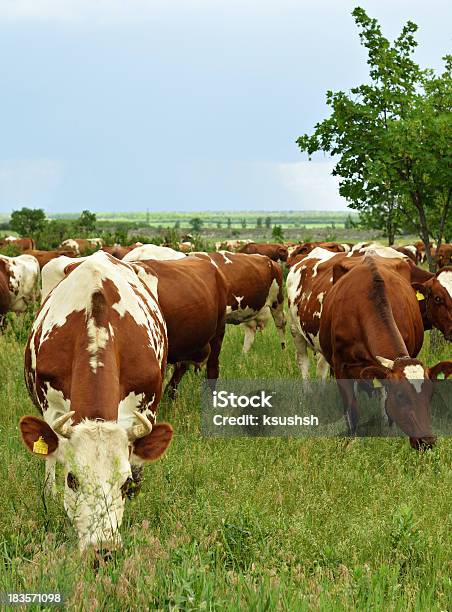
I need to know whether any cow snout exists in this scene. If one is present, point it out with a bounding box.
[409,436,437,450]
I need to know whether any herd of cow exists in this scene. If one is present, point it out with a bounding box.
[0,233,451,557]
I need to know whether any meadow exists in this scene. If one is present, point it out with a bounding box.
[0,306,451,611]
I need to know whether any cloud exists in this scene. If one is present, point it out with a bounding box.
[0,159,62,206]
[274,160,349,210]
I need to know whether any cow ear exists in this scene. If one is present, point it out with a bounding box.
[427,361,452,380]
[63,262,81,277]
[19,416,59,459]
[132,423,173,462]
[332,259,356,284]
[412,283,430,301]
[360,366,389,380]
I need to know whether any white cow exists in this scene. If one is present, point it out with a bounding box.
[41,256,88,301]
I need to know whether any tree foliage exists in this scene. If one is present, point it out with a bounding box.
[10,207,46,236]
[297,7,452,269]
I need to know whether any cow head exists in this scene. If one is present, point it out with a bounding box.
[361,357,452,449]
[413,268,452,341]
[20,411,172,552]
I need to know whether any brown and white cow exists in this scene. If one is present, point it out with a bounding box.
[287,241,345,267]
[59,238,103,256]
[435,243,452,269]
[238,242,288,263]
[131,257,228,396]
[0,253,40,312]
[190,251,286,353]
[0,236,35,251]
[123,244,186,262]
[41,255,89,301]
[20,251,172,552]
[318,254,452,448]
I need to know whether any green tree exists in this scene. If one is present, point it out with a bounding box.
[241,218,247,229]
[271,225,284,243]
[78,209,97,234]
[264,216,272,229]
[10,207,46,236]
[297,7,452,270]
[227,218,232,229]
[256,217,263,229]
[190,217,203,233]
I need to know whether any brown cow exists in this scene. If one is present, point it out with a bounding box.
[412,266,452,341]
[20,251,172,552]
[414,240,435,264]
[59,238,103,255]
[390,245,417,263]
[318,254,451,448]
[238,242,288,262]
[435,243,452,269]
[0,236,35,251]
[127,257,228,396]
[23,249,76,270]
[191,251,286,352]
[101,244,140,260]
[0,266,11,322]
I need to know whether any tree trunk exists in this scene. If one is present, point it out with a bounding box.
[411,191,436,272]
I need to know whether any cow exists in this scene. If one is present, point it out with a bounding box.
[122,244,186,262]
[23,249,76,270]
[238,242,288,263]
[412,266,452,341]
[177,241,194,253]
[0,265,11,323]
[390,245,417,263]
[0,236,35,251]
[0,254,40,312]
[101,244,142,260]
[59,238,103,256]
[414,240,435,264]
[190,251,286,352]
[214,239,252,252]
[20,251,172,553]
[318,254,452,448]
[41,255,89,301]
[128,257,228,396]
[435,243,452,269]
[287,241,345,266]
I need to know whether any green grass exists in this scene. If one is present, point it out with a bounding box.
[0,313,451,610]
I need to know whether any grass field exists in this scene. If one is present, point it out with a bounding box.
[0,310,451,610]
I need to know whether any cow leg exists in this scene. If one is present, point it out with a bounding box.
[316,354,330,380]
[292,331,310,379]
[337,379,359,435]
[206,330,225,391]
[44,458,56,496]
[242,321,257,353]
[270,303,286,349]
[167,363,189,399]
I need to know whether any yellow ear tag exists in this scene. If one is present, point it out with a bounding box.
[33,436,48,455]
[416,291,425,301]
[372,379,382,388]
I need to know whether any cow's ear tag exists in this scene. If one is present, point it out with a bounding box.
[416,291,425,301]
[33,436,48,455]
[372,379,382,388]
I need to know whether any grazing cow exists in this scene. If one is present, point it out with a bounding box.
[287,241,345,266]
[123,244,186,262]
[59,238,103,256]
[191,251,286,352]
[238,242,288,263]
[131,257,228,396]
[318,254,451,448]
[0,236,35,251]
[0,254,40,312]
[435,243,452,269]
[23,249,76,270]
[214,239,252,252]
[412,266,452,341]
[20,251,172,552]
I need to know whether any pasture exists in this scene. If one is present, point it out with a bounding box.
[0,308,451,610]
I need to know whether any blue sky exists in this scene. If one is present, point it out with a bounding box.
[0,0,450,214]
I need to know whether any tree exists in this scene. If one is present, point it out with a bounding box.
[190,217,203,233]
[241,218,247,228]
[227,218,232,229]
[10,207,46,236]
[297,7,452,270]
[256,217,263,229]
[264,216,272,229]
[271,225,284,243]
[78,209,97,234]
